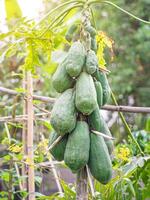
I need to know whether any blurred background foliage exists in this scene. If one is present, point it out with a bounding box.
[93,0,150,107]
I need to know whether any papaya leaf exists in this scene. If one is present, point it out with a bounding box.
[0,31,14,40]
[5,0,22,21]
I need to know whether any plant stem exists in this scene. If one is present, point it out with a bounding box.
[111,91,144,156]
[8,160,13,200]
[40,4,83,37]
[89,0,150,24]
[90,8,97,29]
[33,0,85,29]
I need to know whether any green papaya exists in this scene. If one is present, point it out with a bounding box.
[85,50,98,74]
[88,132,112,184]
[50,89,76,135]
[95,81,103,107]
[85,25,96,37]
[64,121,90,172]
[91,38,97,53]
[75,72,97,115]
[93,69,111,105]
[49,132,68,161]
[65,41,86,77]
[65,24,78,42]
[52,61,74,93]
[88,106,114,154]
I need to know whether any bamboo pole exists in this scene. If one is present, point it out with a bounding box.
[1,86,150,113]
[76,167,88,200]
[22,71,28,194]
[26,71,35,200]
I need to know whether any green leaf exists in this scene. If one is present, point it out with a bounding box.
[123,178,135,196]
[42,120,52,130]
[0,171,10,182]
[14,87,26,93]
[5,0,22,21]
[0,31,14,40]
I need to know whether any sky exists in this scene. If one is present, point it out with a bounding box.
[0,0,44,31]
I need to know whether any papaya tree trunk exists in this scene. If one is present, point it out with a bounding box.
[76,167,88,200]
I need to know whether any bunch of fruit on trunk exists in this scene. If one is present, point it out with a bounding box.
[49,23,114,184]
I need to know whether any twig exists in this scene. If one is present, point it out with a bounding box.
[36,161,63,168]
[4,123,24,194]
[0,86,55,103]
[33,104,50,114]
[0,112,50,122]
[92,130,115,140]
[48,136,63,151]
[41,134,63,197]
[86,165,95,198]
[101,105,150,114]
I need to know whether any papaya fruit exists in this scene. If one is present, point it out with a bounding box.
[85,50,98,74]
[85,25,96,37]
[52,61,74,93]
[49,132,68,161]
[88,132,112,184]
[95,81,103,107]
[64,121,90,172]
[93,69,111,105]
[88,106,114,154]
[65,41,86,77]
[50,89,76,135]
[91,38,97,53]
[65,24,78,42]
[75,72,97,115]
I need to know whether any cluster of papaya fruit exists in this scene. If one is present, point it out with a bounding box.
[49,23,114,184]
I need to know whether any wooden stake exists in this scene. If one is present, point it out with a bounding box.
[27,71,35,200]
[76,167,88,200]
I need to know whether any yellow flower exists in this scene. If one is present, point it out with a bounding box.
[24,156,34,168]
[117,146,130,162]
[37,139,48,154]
[96,31,114,69]
[8,144,22,153]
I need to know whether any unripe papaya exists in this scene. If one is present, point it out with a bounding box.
[85,25,96,37]
[94,81,103,107]
[85,50,98,74]
[64,121,90,173]
[93,69,111,105]
[52,61,74,93]
[65,24,78,42]
[88,132,112,184]
[75,72,97,115]
[50,89,76,135]
[88,106,114,154]
[65,41,86,77]
[49,132,68,161]
[91,38,97,53]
